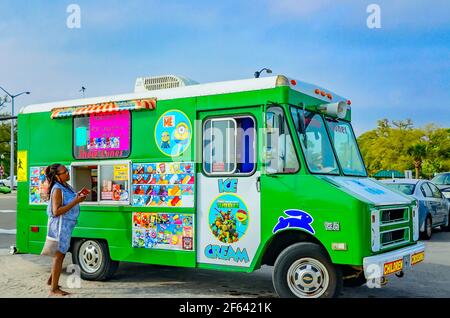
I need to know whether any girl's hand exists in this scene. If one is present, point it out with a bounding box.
[75,194,87,204]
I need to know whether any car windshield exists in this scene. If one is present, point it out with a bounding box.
[290,107,339,175]
[324,118,367,176]
[432,174,450,185]
[384,183,415,195]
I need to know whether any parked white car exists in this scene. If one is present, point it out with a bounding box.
[1,176,17,189]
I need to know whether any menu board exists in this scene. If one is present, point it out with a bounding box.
[132,212,194,251]
[132,162,195,208]
[113,164,128,181]
[30,167,49,204]
[88,112,130,151]
[74,111,131,159]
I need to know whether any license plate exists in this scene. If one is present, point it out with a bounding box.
[411,251,425,265]
[383,259,403,276]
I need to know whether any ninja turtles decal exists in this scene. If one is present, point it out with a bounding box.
[155,110,192,157]
[208,194,249,244]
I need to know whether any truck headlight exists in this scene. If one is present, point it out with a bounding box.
[371,209,380,252]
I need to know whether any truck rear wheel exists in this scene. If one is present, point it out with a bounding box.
[273,242,342,298]
[72,239,119,281]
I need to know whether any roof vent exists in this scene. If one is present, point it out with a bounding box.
[134,75,198,93]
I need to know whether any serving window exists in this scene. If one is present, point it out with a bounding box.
[71,161,130,205]
[99,164,130,203]
[73,110,131,160]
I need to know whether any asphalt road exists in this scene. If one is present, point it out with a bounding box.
[1,193,450,298]
[0,192,16,234]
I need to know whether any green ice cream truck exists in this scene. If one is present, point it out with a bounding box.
[15,74,425,298]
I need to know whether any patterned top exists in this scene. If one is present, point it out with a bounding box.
[46,182,80,221]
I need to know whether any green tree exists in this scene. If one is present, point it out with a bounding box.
[0,115,17,178]
[407,143,427,179]
[357,119,450,179]
[392,119,413,130]
[421,125,450,178]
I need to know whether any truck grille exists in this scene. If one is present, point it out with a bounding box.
[381,228,409,249]
[372,206,414,252]
[380,208,408,225]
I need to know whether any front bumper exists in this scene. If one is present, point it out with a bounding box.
[363,242,425,279]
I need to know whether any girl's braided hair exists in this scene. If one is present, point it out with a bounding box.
[45,164,63,197]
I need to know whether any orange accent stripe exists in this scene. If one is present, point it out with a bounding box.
[51,98,156,119]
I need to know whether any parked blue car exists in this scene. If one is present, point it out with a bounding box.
[382,179,450,240]
[432,172,450,191]
[432,173,450,203]
[442,187,450,203]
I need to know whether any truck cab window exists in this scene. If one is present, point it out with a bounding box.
[203,116,256,175]
[325,118,367,177]
[290,107,339,175]
[265,107,299,174]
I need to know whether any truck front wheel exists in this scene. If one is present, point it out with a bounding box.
[273,242,342,298]
[72,239,119,281]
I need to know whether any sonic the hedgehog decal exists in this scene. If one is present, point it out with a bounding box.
[272,209,315,235]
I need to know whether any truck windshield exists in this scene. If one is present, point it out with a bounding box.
[324,118,367,177]
[290,107,339,175]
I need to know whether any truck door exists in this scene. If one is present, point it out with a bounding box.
[259,104,303,234]
[197,108,261,267]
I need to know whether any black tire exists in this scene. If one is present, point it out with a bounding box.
[442,211,450,232]
[344,274,367,287]
[273,242,342,298]
[420,215,433,240]
[72,239,119,281]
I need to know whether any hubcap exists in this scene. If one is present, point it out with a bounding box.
[287,258,330,298]
[79,241,103,274]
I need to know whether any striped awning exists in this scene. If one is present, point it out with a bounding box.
[51,98,157,119]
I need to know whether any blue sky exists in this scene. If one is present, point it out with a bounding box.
[0,0,449,135]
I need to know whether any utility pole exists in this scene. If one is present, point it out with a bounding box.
[0,86,30,190]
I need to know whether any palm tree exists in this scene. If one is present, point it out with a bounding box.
[407,143,427,179]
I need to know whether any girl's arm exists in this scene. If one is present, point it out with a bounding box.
[51,188,85,217]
